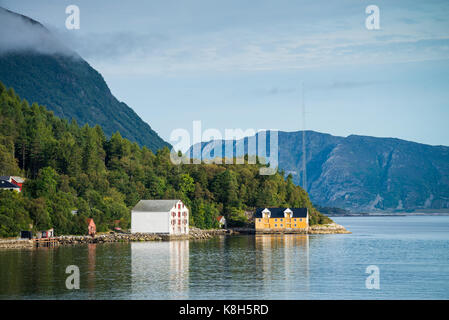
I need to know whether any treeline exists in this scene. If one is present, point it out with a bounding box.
[0,82,331,237]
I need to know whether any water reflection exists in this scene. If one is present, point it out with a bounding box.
[87,244,96,297]
[254,235,310,299]
[81,243,132,299]
[131,241,189,299]
[2,216,449,299]
[185,235,310,299]
[194,235,253,297]
[2,235,310,299]
[129,235,310,299]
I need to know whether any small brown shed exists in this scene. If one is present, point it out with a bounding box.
[86,218,96,237]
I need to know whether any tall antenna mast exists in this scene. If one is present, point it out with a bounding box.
[301,82,307,192]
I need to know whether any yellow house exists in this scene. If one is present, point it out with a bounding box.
[255,207,308,231]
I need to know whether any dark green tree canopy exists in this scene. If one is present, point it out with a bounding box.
[0,82,331,237]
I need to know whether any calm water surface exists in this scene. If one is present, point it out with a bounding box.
[1,216,448,299]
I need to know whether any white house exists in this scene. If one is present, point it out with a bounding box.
[216,215,227,228]
[131,199,189,235]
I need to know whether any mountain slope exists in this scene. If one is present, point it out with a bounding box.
[189,131,449,212]
[0,7,170,152]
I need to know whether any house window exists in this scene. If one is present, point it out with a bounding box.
[280,224,283,227]
[294,218,297,221]
[275,219,277,222]
[299,218,302,222]
[294,224,297,227]
[258,218,261,222]
[275,224,277,227]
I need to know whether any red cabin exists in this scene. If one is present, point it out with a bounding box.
[41,228,54,238]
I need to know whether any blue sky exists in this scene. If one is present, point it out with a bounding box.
[1,0,449,146]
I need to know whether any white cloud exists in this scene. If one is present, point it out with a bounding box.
[85,27,449,77]
[3,1,449,76]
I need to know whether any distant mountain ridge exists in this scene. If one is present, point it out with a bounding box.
[189,131,449,212]
[0,7,170,152]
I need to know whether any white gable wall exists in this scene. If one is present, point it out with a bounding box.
[169,201,189,235]
[131,211,169,234]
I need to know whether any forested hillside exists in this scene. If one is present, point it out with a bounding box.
[0,7,170,152]
[0,82,330,237]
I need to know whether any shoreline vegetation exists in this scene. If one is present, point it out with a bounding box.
[0,82,332,239]
[0,224,350,250]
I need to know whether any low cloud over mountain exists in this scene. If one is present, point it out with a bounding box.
[0,7,74,56]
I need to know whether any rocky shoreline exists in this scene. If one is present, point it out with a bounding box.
[0,239,34,250]
[307,223,351,234]
[0,224,349,249]
[0,227,230,249]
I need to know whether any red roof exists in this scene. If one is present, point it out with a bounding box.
[216,216,224,222]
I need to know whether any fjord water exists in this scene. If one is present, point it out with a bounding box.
[1,216,448,299]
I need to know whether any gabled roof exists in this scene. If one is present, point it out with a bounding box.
[216,215,225,221]
[132,200,181,212]
[255,207,308,218]
[0,176,25,183]
[0,179,20,189]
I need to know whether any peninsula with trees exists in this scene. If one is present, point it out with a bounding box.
[0,82,335,239]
